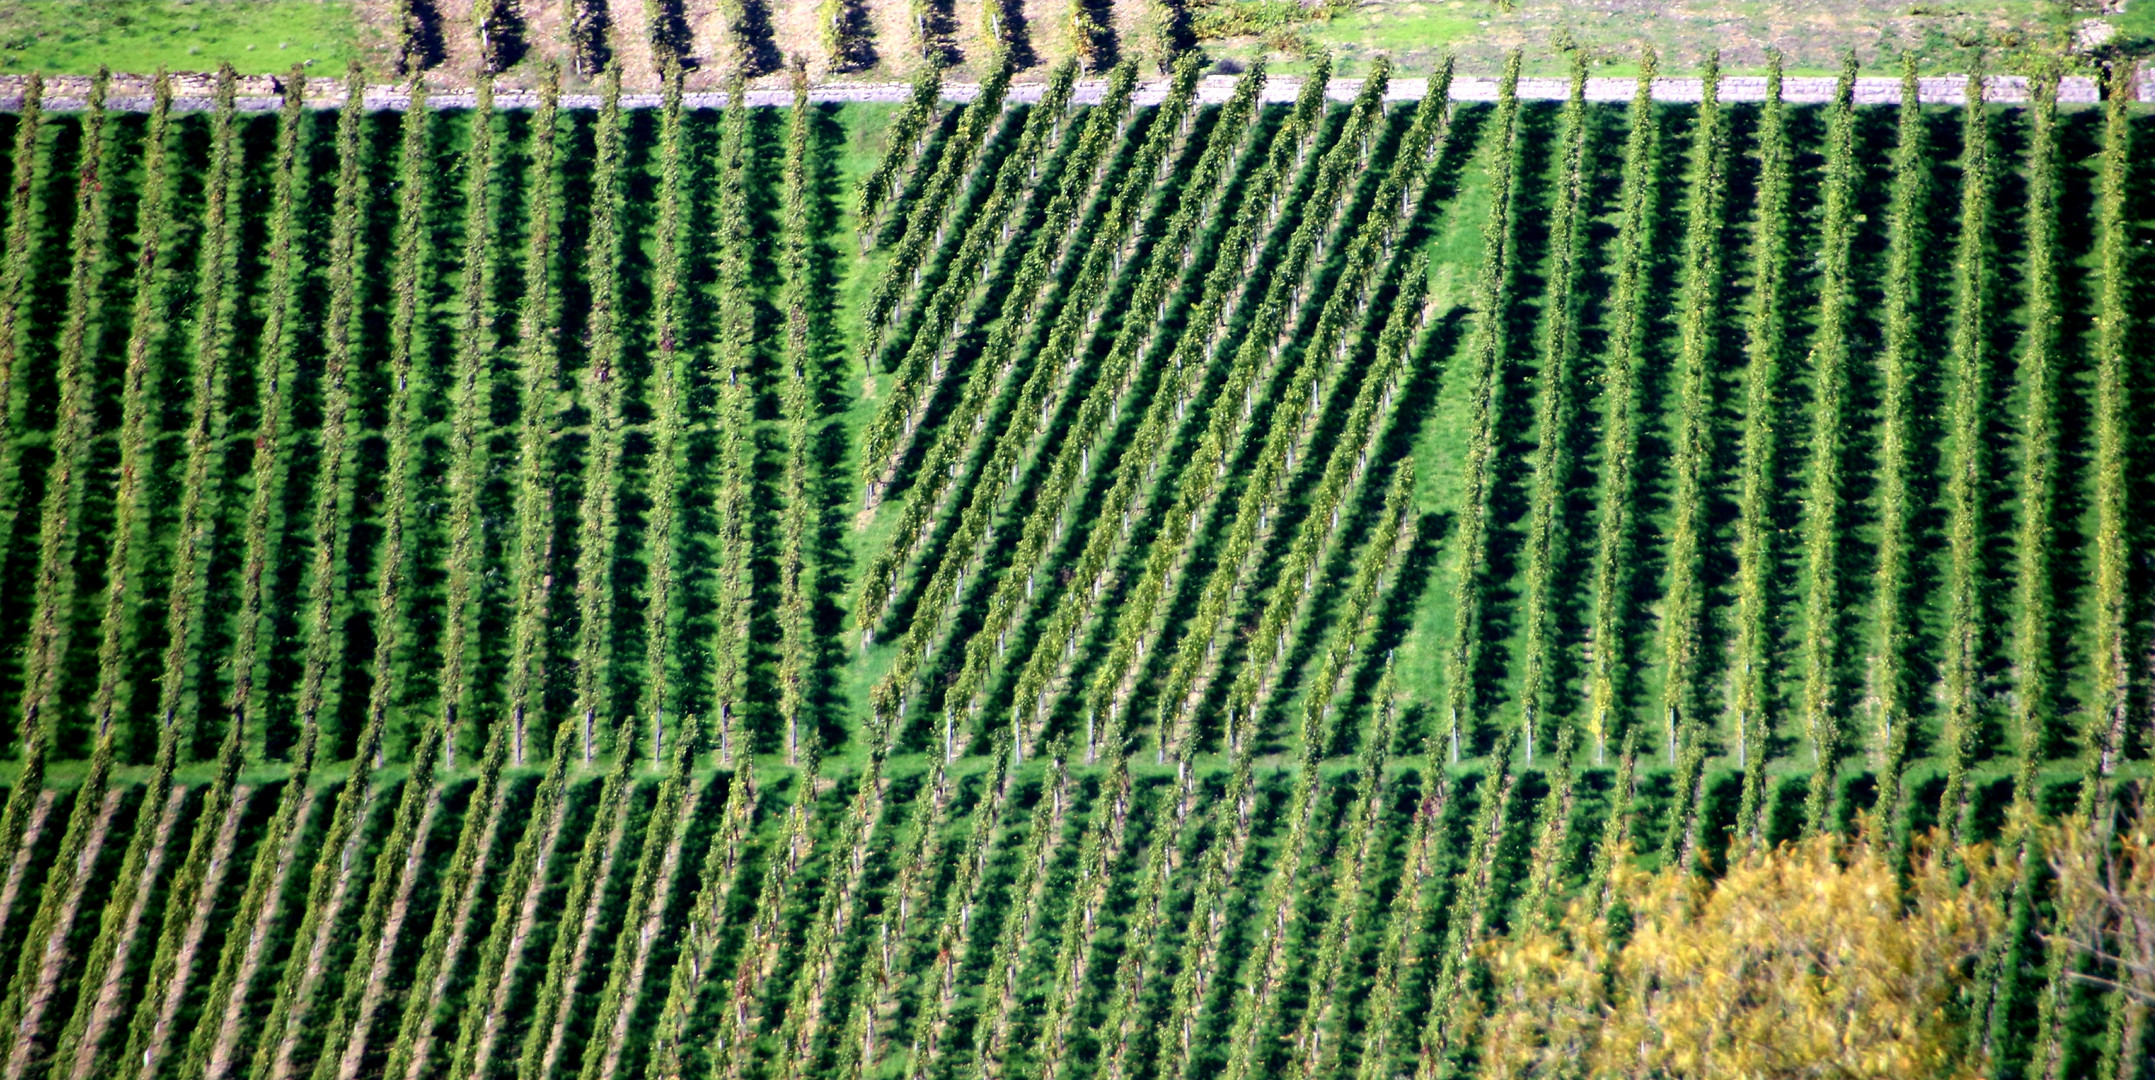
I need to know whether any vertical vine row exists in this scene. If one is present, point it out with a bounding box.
[1797,56,1860,835]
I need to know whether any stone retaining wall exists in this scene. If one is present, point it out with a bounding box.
[0,69,2145,112]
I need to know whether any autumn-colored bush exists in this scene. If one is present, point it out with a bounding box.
[1476,834,2012,1079]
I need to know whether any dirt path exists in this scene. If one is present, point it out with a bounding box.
[391,780,510,1080]
[867,0,915,78]
[452,757,582,1080]
[263,783,387,1080]
[3,786,127,1080]
[530,784,638,1080]
[199,786,323,1080]
[135,785,255,1080]
[64,783,189,1080]
[771,0,821,77]
[0,791,58,952]
[331,789,441,1080]
[607,0,663,88]
[592,780,705,1080]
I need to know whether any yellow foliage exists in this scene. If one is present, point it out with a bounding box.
[1474,834,2013,1080]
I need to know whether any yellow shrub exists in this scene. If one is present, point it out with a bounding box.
[1476,835,2012,1080]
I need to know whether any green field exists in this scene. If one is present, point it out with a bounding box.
[0,0,370,75]
[0,48,2147,1080]
[1203,0,2155,77]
